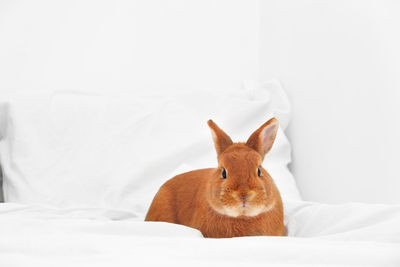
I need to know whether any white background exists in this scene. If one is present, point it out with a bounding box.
[1,0,400,204]
[0,0,260,92]
[261,0,400,204]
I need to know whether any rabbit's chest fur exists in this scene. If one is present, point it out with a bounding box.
[190,205,284,238]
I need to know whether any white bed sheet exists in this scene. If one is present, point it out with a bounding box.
[0,201,399,267]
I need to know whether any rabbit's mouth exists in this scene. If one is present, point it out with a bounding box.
[236,203,268,217]
[211,201,276,218]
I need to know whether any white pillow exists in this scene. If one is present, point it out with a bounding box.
[0,81,300,217]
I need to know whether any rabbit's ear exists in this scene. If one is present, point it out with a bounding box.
[246,118,279,159]
[207,120,233,156]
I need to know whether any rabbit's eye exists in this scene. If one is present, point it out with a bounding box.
[221,168,227,179]
[257,168,262,177]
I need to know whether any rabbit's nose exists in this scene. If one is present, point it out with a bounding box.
[238,194,249,201]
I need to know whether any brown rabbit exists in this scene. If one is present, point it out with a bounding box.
[145,118,285,238]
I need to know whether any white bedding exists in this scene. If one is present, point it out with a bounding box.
[0,81,300,216]
[1,201,399,267]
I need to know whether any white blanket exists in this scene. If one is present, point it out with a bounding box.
[1,201,399,267]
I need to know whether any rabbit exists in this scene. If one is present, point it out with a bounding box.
[145,118,285,238]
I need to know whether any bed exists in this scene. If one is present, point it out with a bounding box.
[1,201,399,266]
[0,82,399,266]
